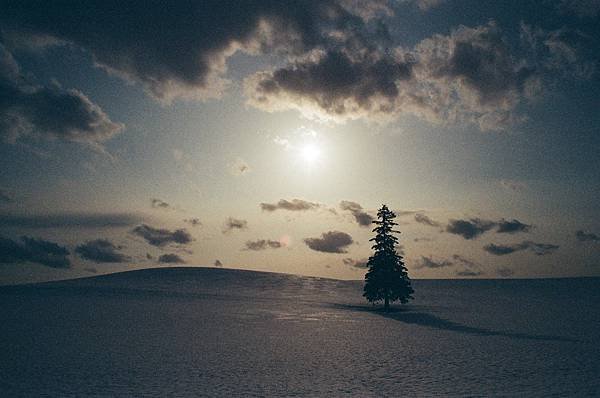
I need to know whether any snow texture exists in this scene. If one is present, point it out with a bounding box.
[1,267,599,396]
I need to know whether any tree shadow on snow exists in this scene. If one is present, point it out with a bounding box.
[331,303,579,343]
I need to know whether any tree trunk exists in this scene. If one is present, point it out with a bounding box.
[384,294,389,312]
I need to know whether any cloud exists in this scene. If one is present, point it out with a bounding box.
[214,259,223,267]
[158,253,186,264]
[342,257,369,269]
[0,189,13,204]
[184,218,202,227]
[575,230,600,242]
[260,198,321,212]
[1,1,370,102]
[131,224,193,247]
[0,212,142,229]
[415,255,453,269]
[0,44,123,144]
[446,218,497,239]
[414,213,441,227]
[222,217,248,233]
[496,219,532,234]
[339,200,374,227]
[452,254,483,276]
[230,158,251,176]
[75,239,130,263]
[244,239,283,251]
[496,267,515,277]
[304,231,354,253]
[0,235,70,268]
[246,22,538,131]
[484,241,559,256]
[151,198,170,209]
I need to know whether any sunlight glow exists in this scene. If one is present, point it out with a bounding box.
[300,143,321,164]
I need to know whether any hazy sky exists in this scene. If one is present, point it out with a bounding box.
[0,0,599,284]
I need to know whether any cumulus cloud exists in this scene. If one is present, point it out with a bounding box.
[158,253,186,264]
[0,235,70,268]
[0,212,141,229]
[446,217,531,239]
[340,200,374,227]
[496,219,532,234]
[184,218,202,227]
[151,198,170,209]
[575,230,599,242]
[446,218,497,240]
[304,231,354,253]
[343,257,369,269]
[131,224,193,247]
[260,198,321,212]
[244,239,283,251]
[414,213,441,227]
[222,217,248,233]
[0,44,123,144]
[246,22,538,131]
[214,259,223,267]
[0,1,370,102]
[484,241,559,256]
[415,255,453,269]
[75,239,130,263]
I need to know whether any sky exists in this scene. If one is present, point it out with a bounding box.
[0,0,599,284]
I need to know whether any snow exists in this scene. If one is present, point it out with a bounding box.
[1,267,599,396]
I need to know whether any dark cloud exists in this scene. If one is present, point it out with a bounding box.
[0,1,368,102]
[339,200,374,227]
[576,230,599,242]
[75,239,130,263]
[0,189,12,204]
[151,198,170,209]
[260,199,321,212]
[0,235,70,268]
[132,224,193,247]
[446,218,497,240]
[184,218,202,227]
[500,179,527,192]
[246,22,539,131]
[222,217,248,233]
[158,253,186,264]
[484,241,559,256]
[214,259,223,267]
[452,254,483,276]
[244,239,283,251]
[0,44,122,144]
[304,231,354,253]
[415,255,453,269]
[414,213,441,227]
[496,267,515,277]
[0,212,141,229]
[342,257,369,269]
[496,219,532,234]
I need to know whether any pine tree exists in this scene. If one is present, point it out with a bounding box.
[363,204,414,311]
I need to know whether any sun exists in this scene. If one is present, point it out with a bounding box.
[300,143,321,164]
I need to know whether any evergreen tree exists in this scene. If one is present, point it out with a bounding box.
[363,204,414,310]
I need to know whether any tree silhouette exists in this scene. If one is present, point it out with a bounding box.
[363,204,414,311]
